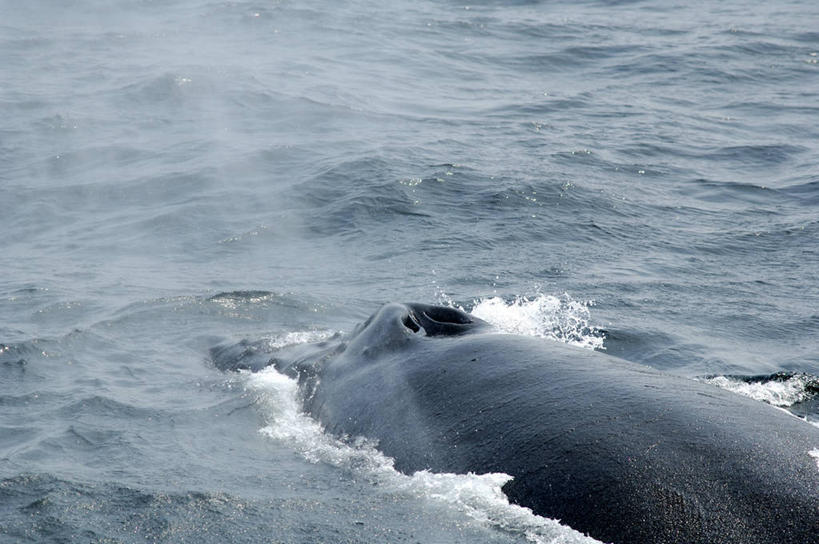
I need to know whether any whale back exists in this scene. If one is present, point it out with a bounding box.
[215,303,819,544]
[301,314,819,544]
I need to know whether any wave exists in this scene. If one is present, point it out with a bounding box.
[56,395,159,420]
[0,473,285,543]
[700,372,819,427]
[699,372,818,407]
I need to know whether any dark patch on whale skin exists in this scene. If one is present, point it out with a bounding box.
[214,303,819,544]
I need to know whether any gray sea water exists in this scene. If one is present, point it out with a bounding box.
[2,0,818,542]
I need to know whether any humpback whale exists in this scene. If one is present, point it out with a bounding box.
[212,302,819,544]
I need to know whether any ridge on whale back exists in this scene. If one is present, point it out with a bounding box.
[212,302,819,544]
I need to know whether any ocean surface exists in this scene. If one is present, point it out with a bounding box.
[1,0,818,542]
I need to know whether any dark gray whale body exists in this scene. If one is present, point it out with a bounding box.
[213,303,819,544]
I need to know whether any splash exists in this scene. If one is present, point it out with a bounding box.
[467,294,605,351]
[242,362,602,544]
[700,374,817,407]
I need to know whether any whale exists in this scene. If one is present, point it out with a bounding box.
[211,302,819,544]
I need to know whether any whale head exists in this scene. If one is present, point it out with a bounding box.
[343,302,491,359]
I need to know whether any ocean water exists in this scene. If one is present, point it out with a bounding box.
[1,0,818,542]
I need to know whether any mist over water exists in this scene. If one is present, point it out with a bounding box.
[2,0,818,541]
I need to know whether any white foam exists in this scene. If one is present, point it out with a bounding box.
[467,294,605,351]
[809,449,819,471]
[701,375,813,407]
[243,363,602,544]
